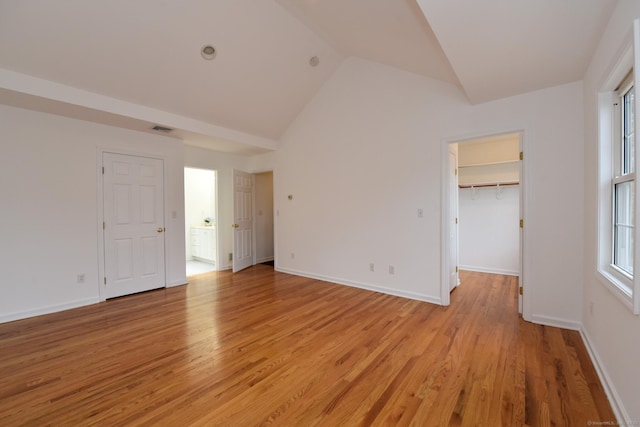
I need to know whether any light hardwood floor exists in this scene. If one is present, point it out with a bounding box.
[0,267,614,426]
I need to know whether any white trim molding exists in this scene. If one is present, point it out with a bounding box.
[529,314,581,331]
[580,326,631,425]
[459,265,519,276]
[0,297,100,324]
[276,267,442,306]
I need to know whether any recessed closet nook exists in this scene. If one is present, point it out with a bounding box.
[457,135,520,277]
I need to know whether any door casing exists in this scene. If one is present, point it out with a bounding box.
[97,148,168,301]
[440,130,529,321]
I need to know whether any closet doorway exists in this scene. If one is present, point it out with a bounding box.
[443,132,524,313]
[184,168,218,276]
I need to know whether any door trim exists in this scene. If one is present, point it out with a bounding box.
[439,130,530,321]
[96,147,168,302]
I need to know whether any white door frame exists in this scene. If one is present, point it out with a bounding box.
[440,130,531,322]
[96,147,168,302]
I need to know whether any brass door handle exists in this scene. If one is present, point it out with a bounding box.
[157,227,164,233]
[232,224,239,228]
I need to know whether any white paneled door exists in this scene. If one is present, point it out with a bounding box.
[449,149,459,292]
[103,153,165,299]
[232,170,253,272]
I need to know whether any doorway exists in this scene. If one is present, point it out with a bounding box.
[184,168,218,276]
[442,132,524,313]
[254,171,275,266]
[230,170,275,272]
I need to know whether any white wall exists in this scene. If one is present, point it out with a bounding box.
[184,168,216,260]
[254,172,274,263]
[252,56,584,327]
[459,186,520,275]
[0,105,186,323]
[582,1,640,422]
[184,145,251,270]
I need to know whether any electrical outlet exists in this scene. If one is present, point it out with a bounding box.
[291,252,295,259]
[417,208,423,218]
[77,274,85,284]
[369,263,374,272]
[229,253,233,262]
[388,265,395,275]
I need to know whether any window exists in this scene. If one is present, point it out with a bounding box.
[613,79,635,277]
[597,23,640,315]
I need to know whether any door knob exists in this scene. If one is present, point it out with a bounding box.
[232,224,239,228]
[157,227,164,233]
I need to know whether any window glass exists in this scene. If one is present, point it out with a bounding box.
[614,180,634,275]
[623,86,635,175]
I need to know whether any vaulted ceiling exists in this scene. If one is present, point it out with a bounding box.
[0,0,617,154]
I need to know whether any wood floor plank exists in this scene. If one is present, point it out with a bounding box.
[0,267,615,426]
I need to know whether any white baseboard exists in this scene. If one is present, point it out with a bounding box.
[580,326,629,425]
[256,256,274,264]
[0,297,100,324]
[530,314,581,331]
[275,267,443,305]
[459,265,519,276]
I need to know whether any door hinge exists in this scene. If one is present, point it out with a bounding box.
[519,219,524,228]
[104,277,107,285]
[519,286,523,295]
[455,266,459,273]
[455,168,458,176]
[519,151,524,160]
[455,217,458,224]
[103,221,105,230]
[102,166,105,174]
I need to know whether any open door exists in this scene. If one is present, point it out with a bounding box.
[232,169,253,272]
[518,136,524,314]
[449,146,459,291]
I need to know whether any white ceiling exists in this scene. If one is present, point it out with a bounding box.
[273,0,459,84]
[417,0,618,103]
[0,0,618,154]
[0,0,343,153]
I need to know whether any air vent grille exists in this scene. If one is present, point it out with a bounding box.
[151,125,173,133]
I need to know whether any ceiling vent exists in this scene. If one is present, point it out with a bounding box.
[151,125,173,133]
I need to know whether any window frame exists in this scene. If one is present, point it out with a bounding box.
[612,77,635,279]
[597,20,640,315]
